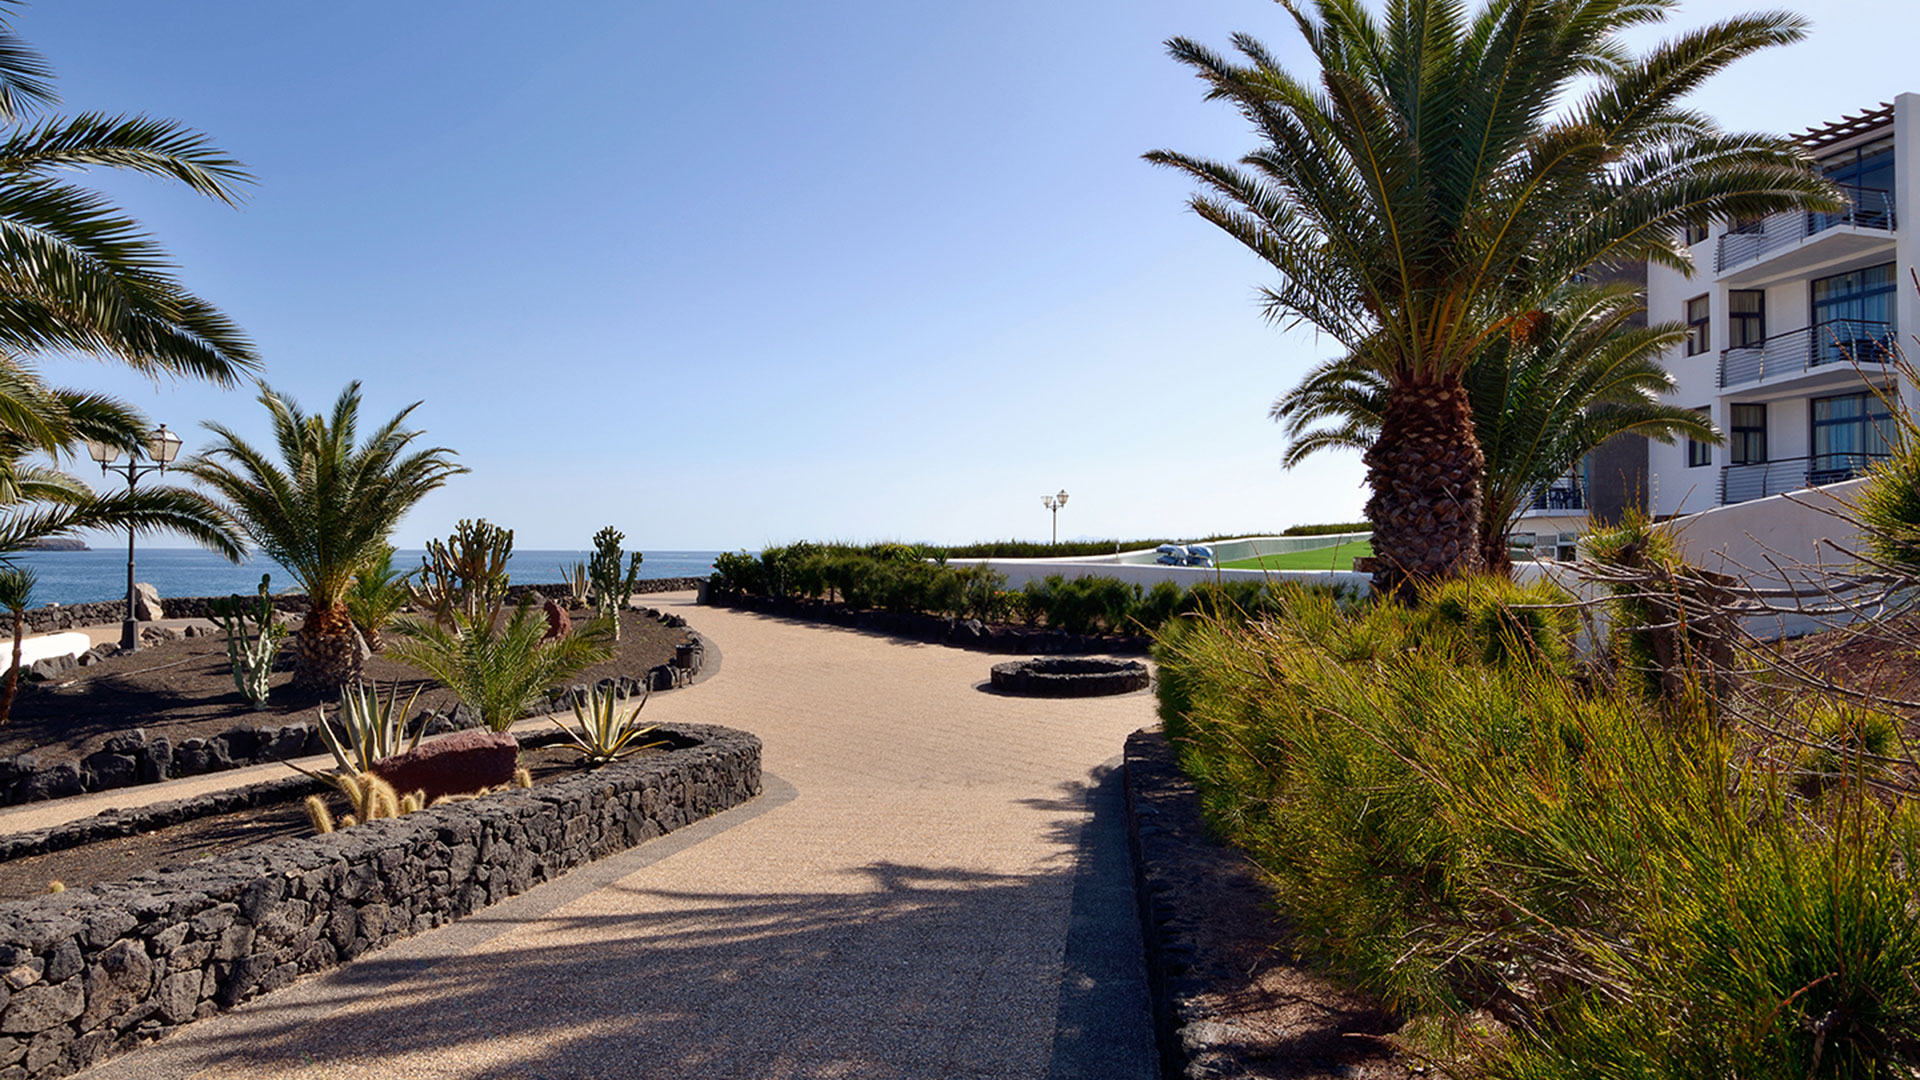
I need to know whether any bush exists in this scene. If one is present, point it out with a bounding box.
[1154,590,1920,1076]
[1281,521,1371,537]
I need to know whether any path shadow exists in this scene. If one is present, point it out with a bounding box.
[84,766,1159,1080]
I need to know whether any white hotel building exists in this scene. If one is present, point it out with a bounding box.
[1644,95,1919,519]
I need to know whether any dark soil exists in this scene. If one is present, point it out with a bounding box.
[0,743,631,900]
[0,608,687,762]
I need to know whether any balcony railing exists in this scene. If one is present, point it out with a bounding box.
[1719,452,1889,505]
[1716,185,1895,272]
[1718,318,1896,388]
[1527,481,1585,512]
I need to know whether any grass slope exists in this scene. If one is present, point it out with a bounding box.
[1220,539,1372,571]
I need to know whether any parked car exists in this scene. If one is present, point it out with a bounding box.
[1155,543,1189,566]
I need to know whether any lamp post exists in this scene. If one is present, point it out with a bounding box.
[85,425,183,652]
[1041,489,1069,545]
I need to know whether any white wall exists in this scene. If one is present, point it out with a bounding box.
[946,556,1372,596]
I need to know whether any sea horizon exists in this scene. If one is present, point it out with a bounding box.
[6,548,723,608]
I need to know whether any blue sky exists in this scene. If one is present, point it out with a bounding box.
[19,1,1920,550]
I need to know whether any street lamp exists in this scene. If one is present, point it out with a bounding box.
[1041,489,1069,544]
[86,425,183,652]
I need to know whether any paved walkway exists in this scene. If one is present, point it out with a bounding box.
[69,592,1161,1079]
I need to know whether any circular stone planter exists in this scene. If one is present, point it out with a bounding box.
[989,657,1150,697]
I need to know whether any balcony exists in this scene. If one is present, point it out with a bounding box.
[1715,185,1895,278]
[1718,318,1896,389]
[1525,480,1585,514]
[1719,452,1889,505]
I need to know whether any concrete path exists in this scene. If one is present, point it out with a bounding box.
[73,593,1161,1079]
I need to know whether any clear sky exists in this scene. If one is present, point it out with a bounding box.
[17,1,1920,550]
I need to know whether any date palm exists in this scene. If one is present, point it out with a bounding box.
[0,6,257,384]
[1148,0,1835,596]
[182,383,467,692]
[1274,284,1716,573]
[0,562,29,725]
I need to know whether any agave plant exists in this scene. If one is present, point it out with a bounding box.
[313,681,425,776]
[553,685,664,766]
[559,560,590,607]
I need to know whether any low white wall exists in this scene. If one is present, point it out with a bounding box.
[946,556,1372,596]
[1651,478,1869,639]
[17,631,89,666]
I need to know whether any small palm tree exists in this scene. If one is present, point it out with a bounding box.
[344,544,410,652]
[0,563,30,725]
[1273,285,1716,574]
[182,383,466,691]
[1148,0,1835,595]
[389,599,614,731]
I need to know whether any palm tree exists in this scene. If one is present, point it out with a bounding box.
[389,599,614,732]
[0,562,30,725]
[182,383,467,691]
[0,7,258,384]
[1274,284,1716,573]
[344,543,410,652]
[1147,0,1835,597]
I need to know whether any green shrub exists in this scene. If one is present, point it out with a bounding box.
[1281,521,1371,537]
[1154,593,1920,1076]
[1417,574,1574,672]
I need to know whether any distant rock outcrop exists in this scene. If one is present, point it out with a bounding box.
[20,538,86,551]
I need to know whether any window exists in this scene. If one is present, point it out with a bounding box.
[1728,290,1765,349]
[1811,391,1893,478]
[1682,222,1711,246]
[1685,295,1710,356]
[1811,263,1897,365]
[1687,406,1712,467]
[1729,404,1767,465]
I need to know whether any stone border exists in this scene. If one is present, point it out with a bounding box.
[0,722,760,1080]
[989,657,1150,697]
[702,591,1151,656]
[1123,728,1405,1079]
[0,607,710,808]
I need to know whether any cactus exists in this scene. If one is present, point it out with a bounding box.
[304,794,336,834]
[410,519,513,626]
[587,526,642,639]
[210,574,289,706]
[513,766,532,789]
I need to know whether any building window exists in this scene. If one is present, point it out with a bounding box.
[1811,391,1893,479]
[1687,406,1712,467]
[1729,403,1767,465]
[1682,222,1710,246]
[1685,295,1710,356]
[1728,290,1765,349]
[1811,263,1897,364]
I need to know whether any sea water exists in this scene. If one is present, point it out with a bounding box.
[6,548,722,608]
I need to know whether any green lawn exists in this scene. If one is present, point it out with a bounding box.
[1220,539,1372,571]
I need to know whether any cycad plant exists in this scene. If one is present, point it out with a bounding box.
[1148,0,1835,596]
[182,383,467,691]
[0,563,30,725]
[389,597,613,731]
[1273,285,1716,572]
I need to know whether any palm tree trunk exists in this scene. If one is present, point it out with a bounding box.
[0,611,20,725]
[293,602,366,692]
[1364,375,1486,599]
[1479,515,1515,579]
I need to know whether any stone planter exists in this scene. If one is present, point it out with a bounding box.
[989,657,1151,697]
[0,723,760,1080]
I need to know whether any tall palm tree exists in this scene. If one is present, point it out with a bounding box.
[1147,0,1835,597]
[0,562,30,725]
[0,5,258,384]
[1274,284,1716,573]
[182,383,467,691]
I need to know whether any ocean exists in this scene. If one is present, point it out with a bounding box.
[7,548,722,608]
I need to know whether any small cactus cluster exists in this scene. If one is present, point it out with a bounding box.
[210,574,289,706]
[305,765,533,834]
[411,519,514,626]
